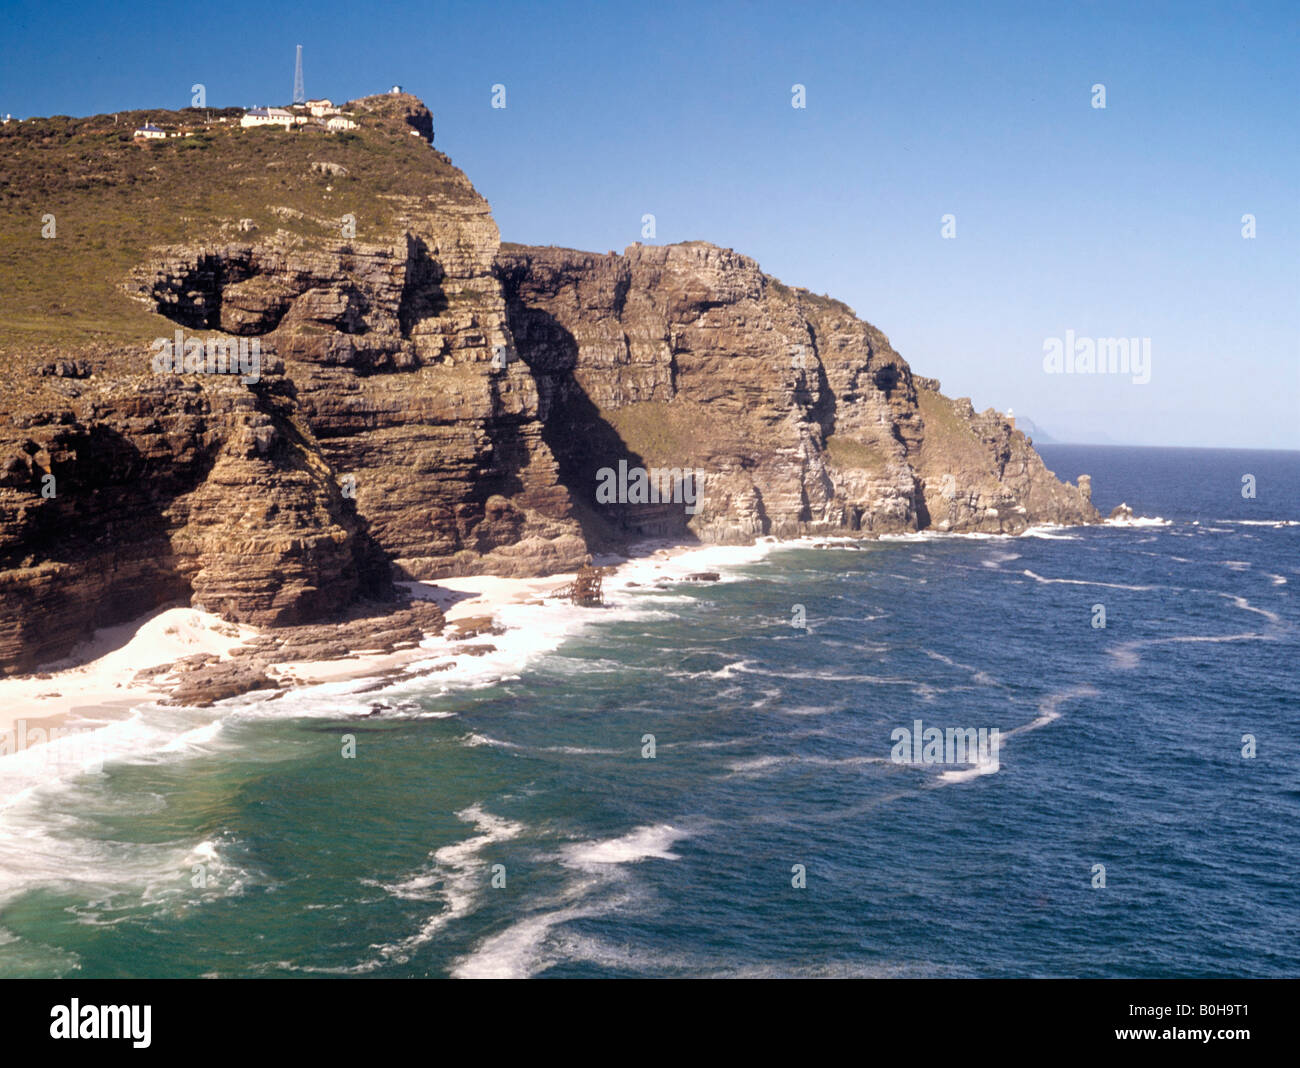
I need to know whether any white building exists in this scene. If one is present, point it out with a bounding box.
[325,115,358,131]
[134,123,165,139]
[240,107,297,130]
[305,98,337,117]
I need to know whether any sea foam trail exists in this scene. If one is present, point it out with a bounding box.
[1104,515,1171,528]
[1022,569,1160,591]
[305,804,526,975]
[981,551,1022,569]
[1106,592,1286,670]
[1220,593,1283,627]
[561,824,683,868]
[450,823,688,979]
[922,649,1001,687]
[934,686,1100,786]
[1216,519,1300,527]
[726,754,891,777]
[758,680,1087,818]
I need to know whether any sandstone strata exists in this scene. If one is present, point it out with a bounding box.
[497,241,1097,544]
[0,94,1096,675]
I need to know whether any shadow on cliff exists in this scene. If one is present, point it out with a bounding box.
[3,423,195,672]
[503,304,697,550]
[398,235,450,337]
[263,384,396,601]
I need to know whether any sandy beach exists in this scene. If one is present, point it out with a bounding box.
[0,539,746,752]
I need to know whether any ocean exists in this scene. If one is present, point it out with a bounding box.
[1,445,1296,978]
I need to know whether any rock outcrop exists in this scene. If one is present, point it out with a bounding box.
[497,241,1097,544]
[0,94,1097,675]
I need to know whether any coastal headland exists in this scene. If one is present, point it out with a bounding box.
[0,92,1097,705]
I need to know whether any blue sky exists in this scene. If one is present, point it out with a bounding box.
[2,0,1296,447]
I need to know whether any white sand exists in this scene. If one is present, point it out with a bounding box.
[0,607,257,735]
[0,538,766,744]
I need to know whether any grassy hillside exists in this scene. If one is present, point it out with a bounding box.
[0,96,457,367]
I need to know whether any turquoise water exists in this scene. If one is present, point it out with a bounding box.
[1,446,1297,977]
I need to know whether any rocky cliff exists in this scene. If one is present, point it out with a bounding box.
[0,93,1096,674]
[497,241,1097,545]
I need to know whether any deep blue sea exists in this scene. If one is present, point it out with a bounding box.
[1,445,1296,978]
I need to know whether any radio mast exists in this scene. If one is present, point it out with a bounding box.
[293,45,305,104]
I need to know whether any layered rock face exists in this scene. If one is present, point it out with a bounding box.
[0,372,378,674]
[497,242,1097,544]
[0,94,1095,675]
[129,226,587,584]
[1,96,585,672]
[909,384,1097,534]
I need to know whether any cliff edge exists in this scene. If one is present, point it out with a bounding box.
[0,94,1096,673]
[498,241,1096,545]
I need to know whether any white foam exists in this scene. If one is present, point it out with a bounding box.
[929,686,1099,789]
[450,894,600,979]
[1022,569,1159,591]
[936,758,1001,784]
[536,744,622,755]
[462,732,519,749]
[1018,527,1081,540]
[1107,644,1142,669]
[878,530,1006,542]
[981,551,1022,569]
[1216,519,1299,527]
[922,649,1002,686]
[561,824,684,867]
[726,753,889,777]
[343,804,525,973]
[1220,593,1282,626]
[610,540,782,591]
[0,786,262,915]
[450,823,687,979]
[1104,515,1171,528]
[1106,594,1283,671]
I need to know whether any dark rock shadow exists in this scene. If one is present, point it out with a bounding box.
[398,234,449,338]
[499,295,700,550]
[4,423,194,672]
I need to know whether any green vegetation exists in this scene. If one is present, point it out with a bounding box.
[602,400,755,466]
[915,386,996,478]
[0,98,453,362]
[824,435,888,472]
[916,387,978,442]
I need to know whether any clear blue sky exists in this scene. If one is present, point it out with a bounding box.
[2,0,1296,447]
